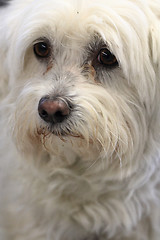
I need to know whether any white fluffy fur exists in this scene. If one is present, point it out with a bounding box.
[0,0,160,239]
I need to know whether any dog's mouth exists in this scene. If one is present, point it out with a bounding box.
[37,123,82,139]
[52,128,81,138]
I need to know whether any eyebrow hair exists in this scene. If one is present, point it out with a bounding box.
[89,33,107,49]
[0,0,11,7]
[86,34,107,58]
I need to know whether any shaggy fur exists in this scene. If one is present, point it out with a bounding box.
[0,0,160,239]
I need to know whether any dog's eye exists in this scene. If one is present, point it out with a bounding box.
[33,42,51,58]
[97,48,118,67]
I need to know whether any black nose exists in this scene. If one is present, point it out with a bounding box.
[38,98,70,124]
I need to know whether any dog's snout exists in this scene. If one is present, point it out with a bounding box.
[38,98,70,124]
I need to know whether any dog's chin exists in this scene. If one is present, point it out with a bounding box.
[37,123,85,150]
[34,123,102,167]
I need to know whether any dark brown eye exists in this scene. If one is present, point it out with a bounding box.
[33,42,51,58]
[97,48,118,67]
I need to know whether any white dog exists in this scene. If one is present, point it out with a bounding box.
[0,0,160,239]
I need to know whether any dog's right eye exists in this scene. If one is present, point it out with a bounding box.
[97,48,118,68]
[33,42,51,59]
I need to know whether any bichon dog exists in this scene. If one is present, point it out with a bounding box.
[0,0,160,239]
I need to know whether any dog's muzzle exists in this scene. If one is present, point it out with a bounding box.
[38,97,70,124]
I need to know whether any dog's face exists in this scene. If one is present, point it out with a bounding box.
[2,0,159,177]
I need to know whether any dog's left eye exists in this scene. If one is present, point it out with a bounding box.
[33,42,51,59]
[97,48,118,67]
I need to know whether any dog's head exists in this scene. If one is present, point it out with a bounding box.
[1,0,160,178]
